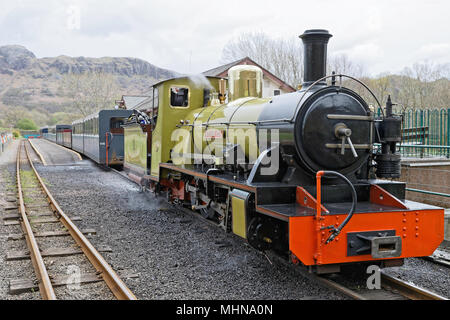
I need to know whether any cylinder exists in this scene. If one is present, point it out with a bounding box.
[299,29,332,85]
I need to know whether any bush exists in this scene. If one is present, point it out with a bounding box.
[16,118,38,130]
[12,130,20,138]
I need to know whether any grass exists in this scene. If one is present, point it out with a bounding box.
[19,170,38,188]
[40,177,52,187]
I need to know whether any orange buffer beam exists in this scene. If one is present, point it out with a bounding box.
[289,208,444,266]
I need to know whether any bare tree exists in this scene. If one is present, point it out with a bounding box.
[222,32,450,110]
[396,61,450,109]
[221,32,303,87]
[61,71,119,117]
[327,54,367,78]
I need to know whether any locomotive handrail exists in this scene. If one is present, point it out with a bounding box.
[176,73,384,129]
[292,73,384,121]
[316,170,357,245]
[176,119,293,128]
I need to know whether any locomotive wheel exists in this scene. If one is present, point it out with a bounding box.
[247,217,272,251]
[200,205,214,219]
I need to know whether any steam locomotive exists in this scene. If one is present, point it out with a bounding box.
[50,29,445,274]
[120,29,445,273]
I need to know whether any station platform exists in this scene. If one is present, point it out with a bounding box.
[29,139,82,165]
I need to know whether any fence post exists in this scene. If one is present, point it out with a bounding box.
[420,110,424,158]
[447,108,450,159]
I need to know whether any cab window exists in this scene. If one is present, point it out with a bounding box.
[170,87,189,107]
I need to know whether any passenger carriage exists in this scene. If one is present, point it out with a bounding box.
[55,125,72,149]
[71,110,133,165]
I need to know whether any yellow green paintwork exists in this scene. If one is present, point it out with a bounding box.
[231,195,247,238]
[150,76,222,178]
[124,124,148,175]
[184,96,270,163]
[150,72,271,179]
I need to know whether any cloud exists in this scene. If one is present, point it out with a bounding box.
[0,0,448,76]
[416,43,450,62]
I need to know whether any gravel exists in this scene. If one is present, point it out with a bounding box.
[0,140,41,300]
[33,159,348,300]
[2,139,449,300]
[0,141,114,300]
[383,258,450,298]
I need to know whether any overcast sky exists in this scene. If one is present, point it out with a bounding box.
[0,0,449,76]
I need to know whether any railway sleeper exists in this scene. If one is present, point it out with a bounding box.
[9,271,139,295]
[6,245,112,261]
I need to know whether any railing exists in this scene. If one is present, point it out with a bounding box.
[398,144,450,159]
[405,188,450,198]
[401,108,450,147]
[383,108,450,158]
[0,132,14,155]
[20,130,40,139]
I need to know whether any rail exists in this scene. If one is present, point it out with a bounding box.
[405,188,450,198]
[317,271,448,300]
[16,139,137,300]
[16,141,56,299]
[109,165,448,300]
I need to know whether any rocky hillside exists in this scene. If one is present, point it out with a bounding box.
[0,45,177,123]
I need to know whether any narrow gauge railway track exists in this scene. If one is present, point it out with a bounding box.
[424,247,450,268]
[316,271,448,300]
[13,140,136,300]
[110,167,447,301]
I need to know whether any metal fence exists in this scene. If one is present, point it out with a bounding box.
[394,108,450,158]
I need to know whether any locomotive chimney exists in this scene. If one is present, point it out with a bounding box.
[299,29,332,86]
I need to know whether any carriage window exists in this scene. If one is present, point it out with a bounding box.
[170,87,189,107]
[110,118,124,129]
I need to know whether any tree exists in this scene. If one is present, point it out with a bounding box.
[61,71,120,117]
[16,118,38,130]
[221,32,450,110]
[396,61,450,109]
[4,107,30,128]
[221,32,303,88]
[327,54,367,78]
